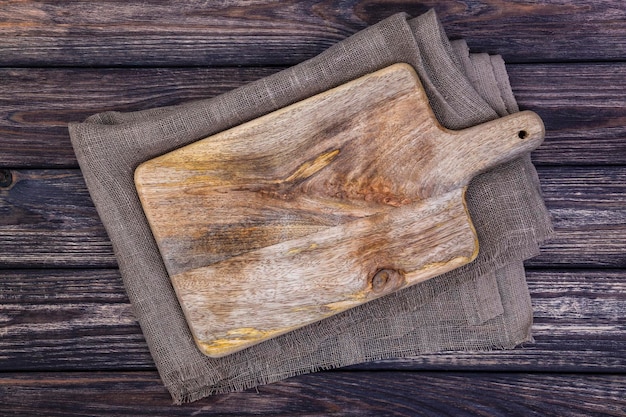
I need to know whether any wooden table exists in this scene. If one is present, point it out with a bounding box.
[1,2,624,415]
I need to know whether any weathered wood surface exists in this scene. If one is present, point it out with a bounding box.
[528,166,626,268]
[2,167,624,269]
[1,63,625,168]
[508,63,626,166]
[1,371,624,417]
[0,0,624,66]
[0,67,278,168]
[0,170,114,268]
[135,64,543,356]
[1,0,624,413]
[2,269,624,372]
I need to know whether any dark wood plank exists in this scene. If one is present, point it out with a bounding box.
[0,302,152,371]
[1,269,624,372]
[0,269,126,304]
[0,270,151,371]
[0,170,115,268]
[1,63,625,168]
[527,167,626,268]
[2,167,624,268]
[508,63,626,166]
[0,371,624,416]
[359,269,626,372]
[0,0,624,67]
[0,67,279,168]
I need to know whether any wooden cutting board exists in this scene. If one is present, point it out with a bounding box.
[135,63,544,357]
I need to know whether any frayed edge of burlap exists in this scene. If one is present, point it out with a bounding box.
[167,333,533,405]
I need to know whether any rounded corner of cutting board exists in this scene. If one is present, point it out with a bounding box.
[389,62,419,77]
[193,338,229,359]
[133,160,151,193]
[192,332,277,359]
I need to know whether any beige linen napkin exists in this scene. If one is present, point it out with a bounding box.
[69,10,552,403]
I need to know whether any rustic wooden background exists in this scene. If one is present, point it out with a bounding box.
[1,1,625,415]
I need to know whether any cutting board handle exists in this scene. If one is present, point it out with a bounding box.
[436,110,544,193]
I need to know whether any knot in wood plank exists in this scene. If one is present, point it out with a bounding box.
[371,268,403,293]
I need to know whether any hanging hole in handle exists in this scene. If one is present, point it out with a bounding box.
[518,130,528,139]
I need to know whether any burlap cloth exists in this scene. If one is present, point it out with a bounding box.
[69,10,552,403]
